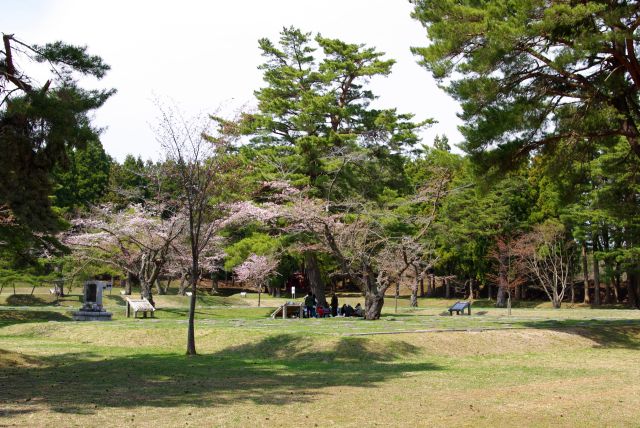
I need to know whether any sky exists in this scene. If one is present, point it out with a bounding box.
[3,0,463,161]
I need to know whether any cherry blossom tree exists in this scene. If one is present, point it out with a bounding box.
[234,254,280,307]
[62,204,185,306]
[514,221,575,309]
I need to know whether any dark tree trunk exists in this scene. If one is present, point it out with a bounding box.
[628,271,640,309]
[425,275,434,297]
[419,277,425,297]
[614,262,622,303]
[124,272,134,295]
[496,246,508,307]
[444,277,450,299]
[186,251,198,356]
[304,252,326,306]
[593,235,601,305]
[582,240,591,304]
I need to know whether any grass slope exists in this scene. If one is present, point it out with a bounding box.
[1,292,639,427]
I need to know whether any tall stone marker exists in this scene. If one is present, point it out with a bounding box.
[73,280,113,321]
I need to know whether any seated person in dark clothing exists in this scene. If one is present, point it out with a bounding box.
[354,303,364,317]
[343,304,354,317]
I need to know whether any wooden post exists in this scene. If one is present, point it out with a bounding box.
[283,304,287,319]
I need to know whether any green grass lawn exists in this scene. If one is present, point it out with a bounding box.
[1,291,640,427]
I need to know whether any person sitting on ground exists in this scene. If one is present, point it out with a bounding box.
[343,304,354,317]
[354,303,364,317]
[323,303,331,317]
[304,292,315,318]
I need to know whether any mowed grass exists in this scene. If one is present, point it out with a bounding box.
[1,291,640,427]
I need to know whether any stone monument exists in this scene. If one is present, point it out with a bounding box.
[73,280,113,321]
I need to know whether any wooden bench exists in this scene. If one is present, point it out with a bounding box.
[125,297,155,318]
[448,301,471,315]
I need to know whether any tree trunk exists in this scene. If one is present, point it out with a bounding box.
[496,247,508,307]
[211,276,219,294]
[410,278,419,308]
[444,278,450,299]
[140,281,155,307]
[124,272,133,295]
[613,262,622,303]
[363,269,385,320]
[628,271,640,309]
[155,279,166,295]
[178,272,188,296]
[552,288,561,309]
[365,291,384,320]
[592,235,601,305]
[582,240,590,304]
[186,260,198,356]
[304,252,326,306]
[419,277,425,297]
[426,275,434,297]
[496,286,506,308]
[394,283,399,313]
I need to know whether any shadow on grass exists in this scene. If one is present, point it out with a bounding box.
[522,319,640,350]
[0,334,440,415]
[1,295,57,306]
[0,310,71,327]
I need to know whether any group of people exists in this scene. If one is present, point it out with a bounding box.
[303,292,364,318]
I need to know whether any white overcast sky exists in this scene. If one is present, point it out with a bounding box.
[3,0,462,161]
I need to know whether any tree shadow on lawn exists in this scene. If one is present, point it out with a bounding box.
[0,334,441,415]
[521,318,640,350]
[0,310,71,327]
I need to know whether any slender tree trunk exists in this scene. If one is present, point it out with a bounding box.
[628,271,640,309]
[593,235,601,305]
[419,277,425,297]
[125,272,133,295]
[155,279,166,295]
[186,253,198,356]
[582,240,591,304]
[614,262,622,303]
[140,281,155,307]
[514,283,522,301]
[410,266,419,308]
[178,272,189,295]
[304,252,326,306]
[444,277,450,299]
[394,283,399,313]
